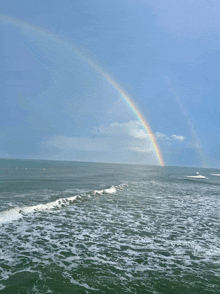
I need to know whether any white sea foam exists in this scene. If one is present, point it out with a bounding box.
[0,196,78,224]
[187,175,206,179]
[93,189,104,195]
[94,186,116,195]
[0,185,118,224]
[1,177,220,293]
[104,186,116,193]
[211,174,220,176]
[1,170,220,292]
[21,196,78,214]
[0,207,23,224]
[69,278,98,291]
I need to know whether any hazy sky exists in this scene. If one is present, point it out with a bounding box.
[1,0,220,167]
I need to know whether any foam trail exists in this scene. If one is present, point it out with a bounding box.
[0,15,164,166]
[165,76,207,167]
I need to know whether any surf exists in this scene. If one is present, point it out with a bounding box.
[0,185,118,224]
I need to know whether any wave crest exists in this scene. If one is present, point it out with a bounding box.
[0,185,119,225]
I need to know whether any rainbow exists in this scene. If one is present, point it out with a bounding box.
[98,72,165,166]
[0,15,164,166]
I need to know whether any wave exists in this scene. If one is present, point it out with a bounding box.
[0,185,119,225]
[211,174,220,177]
[186,175,206,179]
[93,186,116,195]
[186,171,206,179]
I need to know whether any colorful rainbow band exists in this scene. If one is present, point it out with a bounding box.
[0,15,165,166]
[105,75,165,166]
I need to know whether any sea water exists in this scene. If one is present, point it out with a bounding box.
[0,159,219,293]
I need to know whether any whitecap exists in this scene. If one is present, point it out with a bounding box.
[94,186,116,194]
[21,196,78,214]
[0,182,125,225]
[187,172,206,179]
[187,175,206,179]
[93,190,104,195]
[0,196,78,224]
[104,187,116,194]
[0,207,23,224]
[0,184,120,224]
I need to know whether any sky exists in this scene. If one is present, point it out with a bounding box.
[0,0,220,167]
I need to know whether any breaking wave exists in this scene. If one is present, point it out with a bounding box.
[186,172,206,179]
[0,185,120,225]
[187,175,206,179]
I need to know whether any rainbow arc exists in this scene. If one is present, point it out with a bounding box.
[0,15,164,166]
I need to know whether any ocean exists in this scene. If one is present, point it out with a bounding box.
[0,159,219,294]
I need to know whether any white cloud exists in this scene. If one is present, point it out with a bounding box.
[156,132,185,142]
[95,120,148,139]
[129,146,152,153]
[171,134,185,142]
[155,132,170,140]
[41,122,185,165]
[39,120,159,164]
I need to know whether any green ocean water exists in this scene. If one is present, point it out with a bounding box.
[0,159,220,293]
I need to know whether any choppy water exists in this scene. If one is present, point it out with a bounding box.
[0,159,220,293]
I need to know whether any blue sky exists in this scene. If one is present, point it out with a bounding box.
[0,0,220,167]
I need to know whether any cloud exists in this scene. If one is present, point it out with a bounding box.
[39,120,159,164]
[93,121,153,153]
[129,146,152,153]
[43,121,152,154]
[156,132,185,142]
[155,132,170,140]
[94,120,148,139]
[170,134,185,142]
